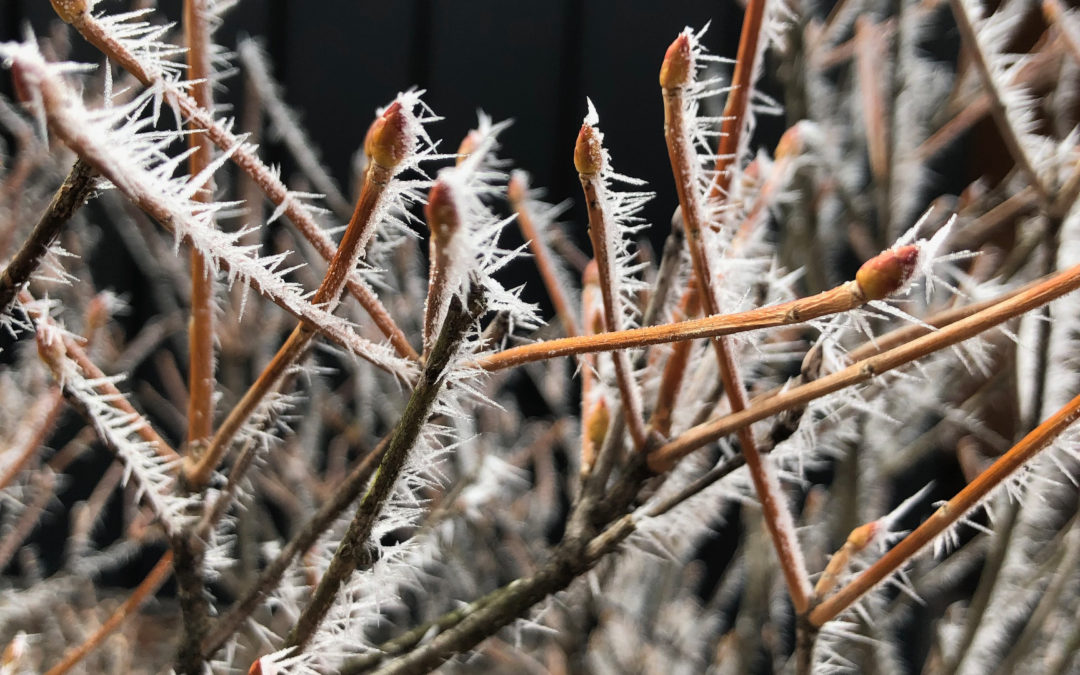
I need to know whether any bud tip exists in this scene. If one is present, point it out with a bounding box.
[660,33,692,88]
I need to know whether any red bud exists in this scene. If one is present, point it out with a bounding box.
[574,123,603,175]
[366,101,411,169]
[660,33,692,88]
[425,180,459,243]
[855,244,919,300]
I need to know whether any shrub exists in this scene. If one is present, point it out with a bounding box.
[1,1,1079,673]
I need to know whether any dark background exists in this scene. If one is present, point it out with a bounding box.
[1,0,754,254]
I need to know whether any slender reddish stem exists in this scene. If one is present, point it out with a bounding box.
[44,551,175,675]
[577,169,649,450]
[183,0,218,450]
[478,283,862,371]
[648,262,1080,470]
[810,390,1080,626]
[510,175,579,337]
[185,162,395,489]
[56,7,418,362]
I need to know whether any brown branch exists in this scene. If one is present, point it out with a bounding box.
[51,3,418,362]
[43,550,174,675]
[183,0,218,452]
[649,261,1080,470]
[809,390,1080,626]
[0,159,96,316]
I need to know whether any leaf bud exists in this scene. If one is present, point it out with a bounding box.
[365,101,411,169]
[855,244,919,300]
[659,33,692,89]
[574,123,603,175]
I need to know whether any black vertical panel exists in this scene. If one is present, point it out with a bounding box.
[280,0,419,183]
[424,1,569,193]
[579,0,741,245]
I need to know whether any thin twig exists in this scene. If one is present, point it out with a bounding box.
[809,390,1080,626]
[51,3,418,361]
[182,0,218,454]
[478,280,864,371]
[43,551,174,675]
[284,287,484,651]
[0,159,96,316]
[509,172,579,337]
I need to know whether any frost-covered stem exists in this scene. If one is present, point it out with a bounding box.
[575,131,648,450]
[650,260,1080,468]
[661,26,812,616]
[509,173,579,337]
[0,388,63,491]
[365,466,649,675]
[52,4,418,361]
[202,436,389,658]
[0,159,95,317]
[284,288,484,651]
[949,0,1052,202]
[183,0,218,451]
[185,133,404,489]
[478,281,864,370]
[810,390,1080,627]
[43,551,173,675]
[29,300,180,462]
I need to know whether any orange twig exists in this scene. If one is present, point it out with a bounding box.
[509,172,579,337]
[52,4,418,362]
[648,261,1080,470]
[44,551,174,675]
[810,390,1080,626]
[183,0,218,451]
[479,282,863,371]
